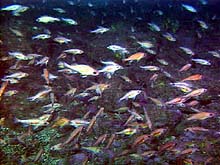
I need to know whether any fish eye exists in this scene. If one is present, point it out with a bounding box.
[209,113,215,116]
[93,71,98,75]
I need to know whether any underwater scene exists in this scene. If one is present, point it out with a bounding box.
[1,0,220,164]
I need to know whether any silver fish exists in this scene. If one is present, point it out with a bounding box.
[119,90,142,102]
[4,72,29,80]
[32,34,51,40]
[36,16,60,23]
[61,18,78,25]
[182,4,197,13]
[27,88,52,102]
[90,26,110,34]
[192,58,211,65]
[148,23,160,32]
[107,45,129,54]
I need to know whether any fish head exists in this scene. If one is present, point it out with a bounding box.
[137,90,142,95]
[92,70,99,76]
[208,113,215,118]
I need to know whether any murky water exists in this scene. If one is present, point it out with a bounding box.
[1,0,220,164]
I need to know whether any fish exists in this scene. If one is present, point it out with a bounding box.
[197,20,208,29]
[141,151,157,158]
[184,126,209,133]
[179,148,198,156]
[27,88,52,102]
[9,52,32,60]
[150,128,166,137]
[123,52,145,62]
[1,4,23,11]
[42,103,62,113]
[15,114,51,127]
[90,26,110,34]
[26,53,43,58]
[140,65,160,71]
[120,75,132,83]
[183,88,207,98]
[36,16,60,23]
[148,97,164,107]
[182,4,197,13]
[69,119,90,127]
[179,47,195,56]
[165,96,187,106]
[53,8,66,13]
[113,106,129,112]
[157,59,168,65]
[170,82,193,93]
[107,45,129,54]
[53,36,72,44]
[162,32,176,42]
[192,58,211,65]
[199,0,208,5]
[137,41,154,49]
[119,90,142,102]
[116,128,137,135]
[58,62,99,77]
[99,61,123,78]
[158,142,176,154]
[63,49,84,55]
[12,6,29,16]
[1,78,19,84]
[43,68,50,85]
[84,83,110,95]
[154,10,163,16]
[148,23,160,32]
[35,56,49,66]
[74,92,90,98]
[178,63,192,72]
[145,49,156,55]
[4,72,29,80]
[4,90,18,97]
[88,96,100,102]
[82,147,102,154]
[187,112,215,120]
[32,34,51,40]
[181,74,203,82]
[61,18,78,25]
[9,28,23,37]
[0,81,9,100]
[208,51,220,58]
[170,82,192,88]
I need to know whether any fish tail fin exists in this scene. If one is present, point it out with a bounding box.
[14,117,20,124]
